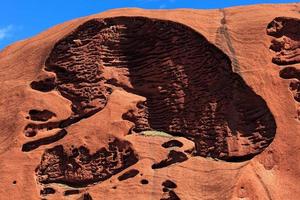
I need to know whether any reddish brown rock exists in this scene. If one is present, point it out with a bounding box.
[0,3,300,200]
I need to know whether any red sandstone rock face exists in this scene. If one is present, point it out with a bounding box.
[0,4,300,200]
[30,17,276,161]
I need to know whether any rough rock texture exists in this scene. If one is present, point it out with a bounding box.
[267,17,300,121]
[33,16,276,160]
[36,138,138,187]
[0,3,300,200]
[267,17,300,65]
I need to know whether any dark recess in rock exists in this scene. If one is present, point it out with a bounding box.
[78,193,93,200]
[162,140,183,148]
[22,129,67,152]
[152,150,188,169]
[267,17,300,65]
[36,138,138,187]
[30,77,56,92]
[40,187,55,196]
[118,169,139,181]
[28,16,276,162]
[64,190,80,196]
[141,179,149,185]
[162,180,177,189]
[24,124,38,137]
[279,67,300,80]
[161,190,181,200]
[29,109,56,122]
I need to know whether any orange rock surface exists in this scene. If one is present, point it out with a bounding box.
[0,3,299,200]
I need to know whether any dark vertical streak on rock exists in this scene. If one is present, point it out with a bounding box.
[216,9,240,73]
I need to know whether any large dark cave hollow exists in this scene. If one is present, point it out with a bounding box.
[41,16,276,161]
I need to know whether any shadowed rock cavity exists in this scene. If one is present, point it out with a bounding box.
[267,17,300,65]
[35,16,276,161]
[162,180,177,189]
[28,109,56,121]
[152,150,188,169]
[162,140,183,148]
[161,180,180,200]
[22,129,67,152]
[30,75,56,92]
[40,187,56,196]
[267,17,300,120]
[64,190,80,196]
[36,138,138,187]
[161,191,181,200]
[78,193,93,200]
[118,169,139,181]
[279,66,300,102]
[141,179,149,185]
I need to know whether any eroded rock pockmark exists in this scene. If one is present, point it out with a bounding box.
[64,190,80,196]
[161,180,180,200]
[30,74,56,92]
[161,191,181,200]
[280,66,300,101]
[280,66,300,119]
[28,109,56,122]
[40,187,56,196]
[267,17,300,120]
[152,150,188,169]
[267,17,300,65]
[78,193,93,200]
[36,138,138,187]
[117,169,139,181]
[162,180,177,189]
[140,179,149,185]
[162,140,183,148]
[22,129,67,152]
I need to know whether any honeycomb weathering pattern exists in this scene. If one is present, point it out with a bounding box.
[267,17,300,65]
[35,16,276,160]
[279,66,300,103]
[36,138,138,187]
[267,17,300,120]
